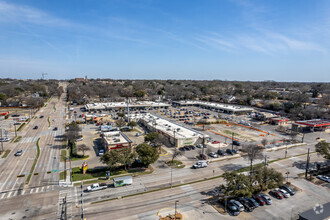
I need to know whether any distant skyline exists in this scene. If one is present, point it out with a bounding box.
[0,0,329,82]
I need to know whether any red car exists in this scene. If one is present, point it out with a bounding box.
[269,190,284,199]
[212,140,220,144]
[200,153,207,160]
[253,194,266,206]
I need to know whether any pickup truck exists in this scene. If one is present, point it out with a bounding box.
[86,183,107,192]
[192,161,208,169]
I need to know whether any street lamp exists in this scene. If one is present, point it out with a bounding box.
[285,171,290,183]
[174,200,179,219]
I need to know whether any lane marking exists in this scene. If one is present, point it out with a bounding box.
[13,191,18,197]
[1,193,6,199]
[22,190,25,195]
[30,188,34,193]
[41,187,45,192]
[7,191,12,198]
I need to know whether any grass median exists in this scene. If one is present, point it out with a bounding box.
[17,123,26,131]
[14,136,22,143]
[25,138,40,185]
[1,149,11,158]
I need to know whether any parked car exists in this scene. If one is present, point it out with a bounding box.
[317,175,330,183]
[217,149,224,156]
[230,199,245,212]
[33,126,38,129]
[209,152,219,158]
[188,145,195,150]
[75,137,83,141]
[253,194,266,206]
[14,150,23,156]
[0,137,11,142]
[247,197,259,208]
[221,200,240,216]
[238,197,254,212]
[276,188,290,198]
[212,140,220,144]
[14,122,21,126]
[179,147,186,151]
[135,132,143,136]
[269,190,284,199]
[53,127,58,131]
[184,146,191,151]
[233,140,241,146]
[226,149,234,155]
[39,115,44,118]
[99,149,104,156]
[196,144,203,148]
[280,184,295,196]
[200,153,207,160]
[259,194,272,205]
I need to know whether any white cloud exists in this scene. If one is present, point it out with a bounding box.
[0,1,71,27]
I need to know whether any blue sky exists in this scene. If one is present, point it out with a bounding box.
[0,0,329,81]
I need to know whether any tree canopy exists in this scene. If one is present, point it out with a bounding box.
[136,143,159,166]
[315,141,330,160]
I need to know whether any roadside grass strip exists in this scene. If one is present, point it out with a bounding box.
[60,150,67,162]
[14,136,22,143]
[1,149,10,158]
[25,138,40,184]
[47,116,51,127]
[17,123,26,131]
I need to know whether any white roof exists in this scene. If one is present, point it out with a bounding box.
[85,101,170,110]
[134,113,208,139]
[174,101,254,112]
[102,131,132,145]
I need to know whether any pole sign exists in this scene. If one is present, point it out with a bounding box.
[82,162,88,174]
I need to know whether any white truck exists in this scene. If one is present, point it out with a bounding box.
[192,161,209,169]
[86,183,107,192]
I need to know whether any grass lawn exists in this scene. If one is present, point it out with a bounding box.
[1,149,11,158]
[61,150,67,162]
[166,160,185,168]
[26,138,40,184]
[70,155,89,161]
[60,170,67,180]
[223,130,240,137]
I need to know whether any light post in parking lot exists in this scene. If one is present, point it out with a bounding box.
[174,200,179,219]
[285,171,290,183]
[231,133,234,151]
[13,123,17,137]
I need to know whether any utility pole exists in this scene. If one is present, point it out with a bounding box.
[0,129,3,153]
[285,147,288,158]
[174,200,179,220]
[231,133,234,151]
[305,148,310,179]
[81,181,84,220]
[202,136,205,155]
[170,165,173,188]
[69,157,72,184]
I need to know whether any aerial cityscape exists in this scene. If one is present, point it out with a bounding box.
[0,1,329,220]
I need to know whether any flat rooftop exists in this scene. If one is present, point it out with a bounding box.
[136,113,208,139]
[295,119,330,127]
[102,131,132,145]
[173,101,254,112]
[85,101,170,110]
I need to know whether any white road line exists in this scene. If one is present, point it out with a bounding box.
[7,191,12,198]
[47,186,50,190]
[74,187,78,206]
[22,190,26,195]
[13,191,18,197]
[30,188,34,193]
[0,159,21,192]
[41,187,45,192]
[1,193,6,199]
[52,185,54,190]
[35,188,39,193]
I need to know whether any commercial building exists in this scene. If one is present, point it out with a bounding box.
[269,117,290,125]
[172,101,254,115]
[292,119,330,132]
[298,202,330,220]
[85,101,170,112]
[101,131,132,151]
[133,113,209,147]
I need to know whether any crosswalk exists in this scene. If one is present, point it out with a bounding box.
[20,136,40,143]
[56,187,76,219]
[0,185,56,200]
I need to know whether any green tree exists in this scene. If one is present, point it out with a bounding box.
[136,143,159,166]
[77,144,90,156]
[100,150,121,171]
[119,148,137,170]
[128,121,137,127]
[134,90,146,98]
[117,112,125,117]
[221,172,252,197]
[315,141,330,160]
[115,118,126,128]
[144,132,159,143]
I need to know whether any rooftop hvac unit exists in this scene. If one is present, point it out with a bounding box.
[114,138,120,142]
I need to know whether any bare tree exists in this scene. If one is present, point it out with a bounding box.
[77,144,90,156]
[288,131,298,143]
[261,138,268,148]
[241,144,264,174]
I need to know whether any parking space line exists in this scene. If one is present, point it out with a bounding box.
[13,191,18,197]
[30,188,34,193]
[41,187,45,192]
[7,191,12,198]
[1,193,6,199]
[22,190,25,195]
